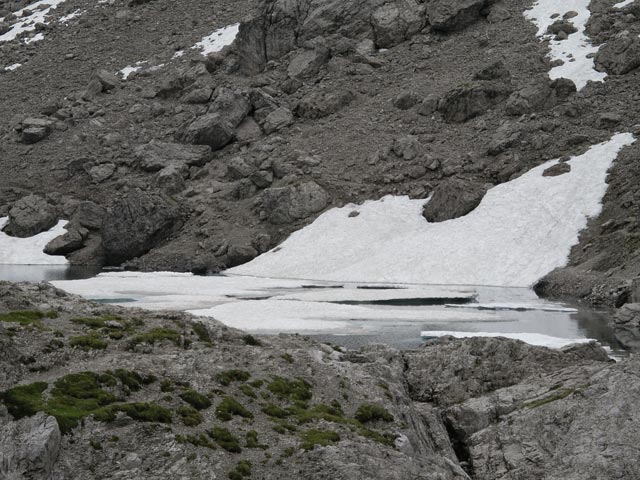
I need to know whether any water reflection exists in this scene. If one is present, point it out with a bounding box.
[0,265,102,282]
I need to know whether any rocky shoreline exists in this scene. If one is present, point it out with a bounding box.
[1,281,638,479]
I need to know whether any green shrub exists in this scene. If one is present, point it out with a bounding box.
[229,459,251,479]
[242,335,261,346]
[0,382,47,418]
[177,406,203,426]
[245,430,267,449]
[192,323,212,345]
[267,377,312,402]
[69,333,108,351]
[179,389,212,410]
[129,328,181,348]
[95,402,172,424]
[215,369,251,387]
[300,429,340,450]
[354,404,393,423]
[0,310,46,328]
[209,427,241,453]
[281,353,294,363]
[239,385,256,399]
[216,397,253,421]
[261,403,289,419]
[160,380,175,392]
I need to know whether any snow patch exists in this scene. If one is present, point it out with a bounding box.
[59,9,82,23]
[118,61,147,79]
[231,134,635,287]
[0,218,69,265]
[524,0,606,90]
[420,331,594,349]
[0,0,67,43]
[614,0,635,7]
[4,63,21,71]
[192,23,239,56]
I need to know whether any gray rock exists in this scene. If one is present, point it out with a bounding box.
[227,156,256,179]
[371,1,426,48]
[438,82,512,122]
[177,113,235,150]
[542,162,571,177]
[466,357,640,480]
[505,78,575,115]
[0,413,61,479]
[393,92,420,110]
[427,0,488,32]
[595,34,640,75]
[44,226,88,255]
[417,94,440,116]
[21,117,54,144]
[135,141,211,172]
[613,303,640,350]
[287,47,330,78]
[250,170,274,188]
[101,190,183,265]
[94,69,121,92]
[294,89,354,119]
[392,135,422,160]
[263,107,294,134]
[3,194,58,238]
[156,164,187,195]
[181,87,214,104]
[226,244,259,267]
[262,181,330,224]
[209,88,251,128]
[487,121,523,155]
[422,177,487,223]
[87,163,116,183]
[235,117,263,143]
[71,201,105,230]
[473,60,510,81]
[236,0,425,73]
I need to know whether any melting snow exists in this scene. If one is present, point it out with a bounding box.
[614,0,635,7]
[0,218,68,265]
[59,9,82,23]
[4,63,21,71]
[192,23,239,56]
[524,0,606,90]
[231,134,635,287]
[118,61,147,79]
[420,331,593,349]
[0,0,67,43]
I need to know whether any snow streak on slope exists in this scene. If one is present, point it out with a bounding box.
[524,0,606,89]
[0,0,67,43]
[231,133,635,287]
[0,218,68,265]
[192,23,240,56]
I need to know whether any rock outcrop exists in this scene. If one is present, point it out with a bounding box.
[422,178,487,223]
[3,195,58,238]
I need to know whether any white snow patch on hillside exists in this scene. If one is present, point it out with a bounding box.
[193,23,239,56]
[524,0,606,89]
[420,331,594,349]
[0,0,66,43]
[231,133,635,287]
[0,218,68,265]
[118,61,147,79]
[59,9,82,23]
[4,63,21,71]
[614,0,635,8]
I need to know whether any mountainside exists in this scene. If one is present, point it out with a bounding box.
[2,0,640,305]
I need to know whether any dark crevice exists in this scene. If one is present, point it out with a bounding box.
[442,414,475,477]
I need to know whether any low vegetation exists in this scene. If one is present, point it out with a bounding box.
[354,403,394,423]
[179,389,212,410]
[129,327,181,348]
[69,333,108,351]
[216,396,253,421]
[209,426,242,453]
[300,429,340,450]
[216,369,251,386]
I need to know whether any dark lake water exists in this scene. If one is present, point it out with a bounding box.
[0,265,102,282]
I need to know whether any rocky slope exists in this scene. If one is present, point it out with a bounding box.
[2,281,639,480]
[1,0,640,306]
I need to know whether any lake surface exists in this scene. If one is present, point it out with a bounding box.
[1,267,623,356]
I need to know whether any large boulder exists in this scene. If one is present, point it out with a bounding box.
[464,356,640,480]
[422,178,487,223]
[177,89,250,150]
[595,34,640,75]
[101,190,183,265]
[235,0,426,73]
[177,113,236,150]
[427,0,488,32]
[134,141,211,172]
[294,89,354,119]
[612,303,640,351]
[44,226,88,256]
[437,82,512,122]
[261,181,330,224]
[0,413,61,479]
[3,195,58,238]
